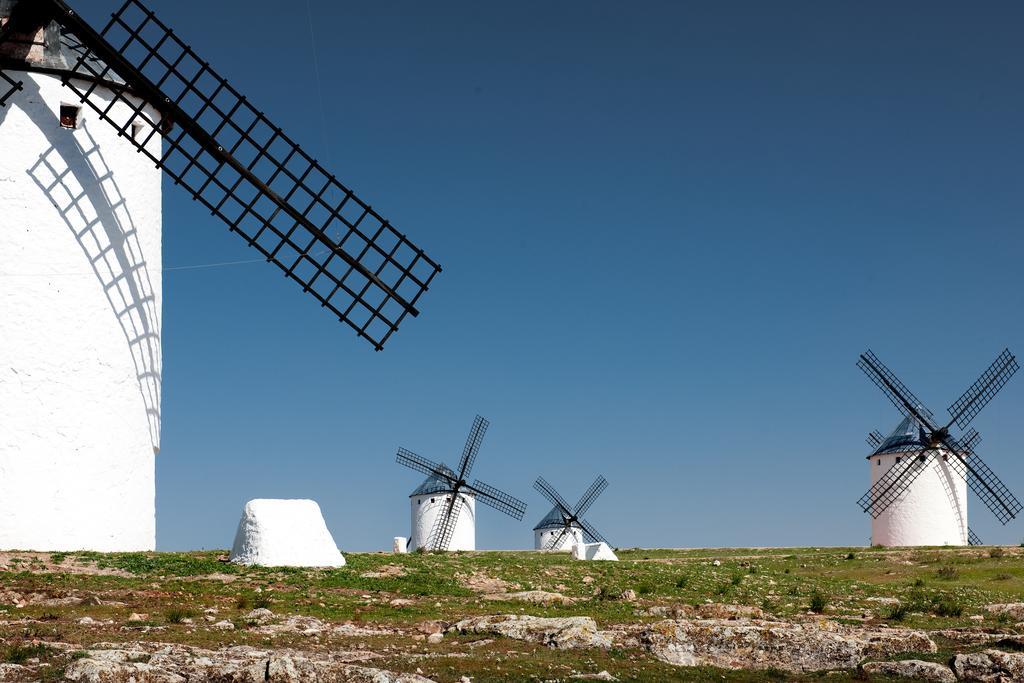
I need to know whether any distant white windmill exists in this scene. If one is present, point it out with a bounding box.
[532,475,609,551]
[857,349,1022,546]
[396,416,527,551]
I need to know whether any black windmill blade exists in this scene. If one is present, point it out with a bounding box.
[857,450,934,517]
[577,517,608,545]
[943,442,1024,525]
[2,0,442,350]
[395,448,455,484]
[947,349,1019,431]
[857,351,938,430]
[534,476,573,518]
[866,430,884,450]
[456,416,489,483]
[466,479,527,521]
[428,493,464,552]
[573,475,609,519]
[968,527,983,546]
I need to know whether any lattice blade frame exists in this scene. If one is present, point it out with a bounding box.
[544,526,570,551]
[468,479,527,520]
[396,448,452,481]
[947,349,1019,430]
[866,430,884,450]
[47,0,440,350]
[857,450,933,517]
[428,494,463,551]
[457,416,489,481]
[533,477,572,515]
[857,351,936,427]
[967,527,983,546]
[941,441,1023,525]
[578,518,608,545]
[0,69,23,106]
[573,475,608,517]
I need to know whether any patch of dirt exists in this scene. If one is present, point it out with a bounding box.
[0,551,132,576]
[360,565,407,579]
[458,572,519,593]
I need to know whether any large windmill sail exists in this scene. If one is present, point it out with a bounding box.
[1,0,442,349]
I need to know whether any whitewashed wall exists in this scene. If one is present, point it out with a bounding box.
[0,72,162,551]
[534,526,582,551]
[409,492,476,551]
[870,450,968,547]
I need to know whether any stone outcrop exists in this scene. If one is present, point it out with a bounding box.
[641,618,936,673]
[450,615,612,649]
[984,603,1024,621]
[952,649,1024,682]
[482,590,576,606]
[861,659,955,682]
[62,644,434,682]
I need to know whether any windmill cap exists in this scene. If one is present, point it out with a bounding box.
[868,415,929,458]
[533,505,579,531]
[409,465,471,497]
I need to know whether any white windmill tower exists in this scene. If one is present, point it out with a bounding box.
[0,0,441,552]
[396,416,526,552]
[532,475,609,551]
[857,350,1022,546]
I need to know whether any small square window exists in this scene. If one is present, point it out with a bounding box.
[895,457,902,463]
[877,459,881,466]
[59,104,80,129]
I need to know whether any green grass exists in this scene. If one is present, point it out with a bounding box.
[1,546,1022,681]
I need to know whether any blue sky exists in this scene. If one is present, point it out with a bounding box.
[69,0,1024,550]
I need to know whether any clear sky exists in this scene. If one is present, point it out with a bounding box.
[67,0,1024,550]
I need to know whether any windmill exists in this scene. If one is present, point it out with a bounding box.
[0,0,441,551]
[532,475,609,551]
[397,415,526,551]
[857,349,1022,546]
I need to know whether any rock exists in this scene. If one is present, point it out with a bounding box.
[212,620,235,630]
[695,604,764,620]
[572,672,618,681]
[427,633,444,644]
[482,590,576,606]
[0,664,27,682]
[64,644,434,682]
[244,607,275,625]
[228,498,346,567]
[642,619,935,673]
[64,658,185,682]
[712,560,722,567]
[451,614,612,649]
[969,615,985,622]
[77,616,97,625]
[582,576,595,584]
[952,649,1024,682]
[620,590,637,602]
[390,598,416,607]
[572,542,618,561]
[862,660,955,682]
[127,612,148,622]
[417,621,446,635]
[985,603,1024,620]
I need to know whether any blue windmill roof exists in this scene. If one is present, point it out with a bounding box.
[534,505,577,531]
[871,416,927,457]
[409,465,457,497]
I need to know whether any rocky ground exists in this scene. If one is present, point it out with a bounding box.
[1,546,1024,681]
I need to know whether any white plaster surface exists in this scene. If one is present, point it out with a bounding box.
[572,542,618,561]
[0,72,162,551]
[409,492,476,551]
[534,527,583,551]
[870,449,968,547]
[393,536,408,554]
[229,499,346,567]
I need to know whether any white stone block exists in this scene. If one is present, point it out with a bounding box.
[572,541,618,561]
[393,536,408,554]
[229,499,345,567]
